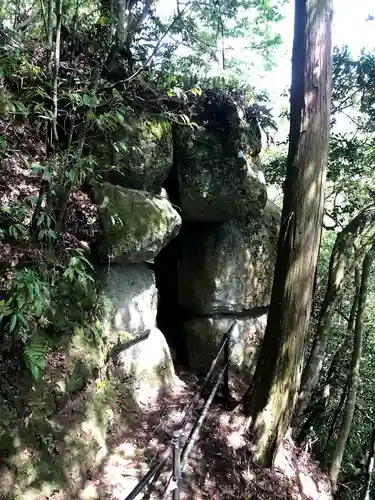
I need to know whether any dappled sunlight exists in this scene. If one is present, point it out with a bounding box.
[0,0,342,493]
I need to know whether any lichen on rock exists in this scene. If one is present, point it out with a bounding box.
[174,90,267,221]
[91,182,181,263]
[104,114,173,193]
[183,314,267,380]
[177,202,280,315]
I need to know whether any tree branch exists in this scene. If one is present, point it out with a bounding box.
[116,0,195,84]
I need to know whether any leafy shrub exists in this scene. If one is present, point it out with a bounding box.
[0,250,99,379]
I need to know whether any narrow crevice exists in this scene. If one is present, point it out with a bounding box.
[155,155,185,362]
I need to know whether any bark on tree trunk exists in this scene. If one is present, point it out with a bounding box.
[242,0,333,467]
[328,243,375,487]
[361,424,375,500]
[299,206,375,408]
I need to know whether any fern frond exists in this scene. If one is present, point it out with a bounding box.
[23,337,47,380]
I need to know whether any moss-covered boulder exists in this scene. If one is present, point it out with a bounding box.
[174,91,267,221]
[92,182,181,263]
[178,201,280,315]
[105,115,173,193]
[183,314,267,380]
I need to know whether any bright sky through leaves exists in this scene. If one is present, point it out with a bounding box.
[156,0,374,103]
[262,0,375,102]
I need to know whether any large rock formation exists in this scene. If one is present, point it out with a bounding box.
[91,182,181,263]
[149,92,281,379]
[0,89,280,499]
[174,200,279,376]
[174,91,267,221]
[98,263,176,400]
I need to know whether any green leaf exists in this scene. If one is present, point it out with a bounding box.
[18,312,29,329]
[16,295,26,309]
[37,213,45,227]
[83,94,91,106]
[70,257,78,267]
[190,86,202,96]
[78,256,94,269]
[116,112,125,123]
[24,339,46,379]
[34,300,43,315]
[9,314,17,332]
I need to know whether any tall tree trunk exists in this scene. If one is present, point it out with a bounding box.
[297,267,360,443]
[361,424,375,500]
[328,243,375,487]
[323,384,347,460]
[242,0,333,467]
[299,206,375,408]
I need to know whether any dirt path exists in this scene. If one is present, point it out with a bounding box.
[69,373,332,500]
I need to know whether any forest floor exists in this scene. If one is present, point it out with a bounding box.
[60,371,333,500]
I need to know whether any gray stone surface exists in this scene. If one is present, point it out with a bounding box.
[92,182,181,263]
[183,314,267,380]
[100,263,158,341]
[99,265,178,401]
[109,327,176,403]
[178,204,280,315]
[174,96,267,221]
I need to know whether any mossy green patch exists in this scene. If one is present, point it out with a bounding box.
[105,115,173,192]
[92,182,181,262]
[174,121,267,221]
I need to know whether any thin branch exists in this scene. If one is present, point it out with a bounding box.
[113,0,195,85]
[342,110,363,128]
[52,0,62,142]
[38,0,48,39]
[0,28,36,58]
[332,89,360,115]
